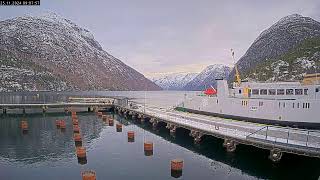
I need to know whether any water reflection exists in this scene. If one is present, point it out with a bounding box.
[0,113,104,166]
[0,112,319,180]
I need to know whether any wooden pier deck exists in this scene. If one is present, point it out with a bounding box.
[114,103,320,162]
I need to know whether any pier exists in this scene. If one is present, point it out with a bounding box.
[114,101,320,162]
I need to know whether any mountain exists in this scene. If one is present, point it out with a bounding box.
[228,14,320,83]
[0,13,160,91]
[151,73,198,90]
[183,64,231,91]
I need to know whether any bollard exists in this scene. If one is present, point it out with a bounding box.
[127,131,135,142]
[81,170,96,180]
[116,124,122,132]
[144,142,153,156]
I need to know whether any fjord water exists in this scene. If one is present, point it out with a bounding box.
[0,92,320,180]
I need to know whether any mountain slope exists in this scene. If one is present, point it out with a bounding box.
[184,64,231,91]
[228,14,320,83]
[245,37,320,81]
[151,73,198,90]
[0,13,160,91]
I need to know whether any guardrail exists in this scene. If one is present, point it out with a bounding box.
[246,126,320,149]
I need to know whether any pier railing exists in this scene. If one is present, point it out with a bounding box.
[246,126,320,150]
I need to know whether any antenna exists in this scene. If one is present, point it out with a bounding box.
[231,49,241,86]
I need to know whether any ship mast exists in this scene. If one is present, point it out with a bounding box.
[231,49,241,86]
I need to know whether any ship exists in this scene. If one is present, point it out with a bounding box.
[177,57,320,129]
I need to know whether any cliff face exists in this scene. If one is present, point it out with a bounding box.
[228,14,320,83]
[0,13,161,91]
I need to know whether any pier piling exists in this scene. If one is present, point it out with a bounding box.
[269,149,283,162]
[223,139,237,152]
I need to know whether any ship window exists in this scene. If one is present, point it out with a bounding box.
[277,89,285,95]
[316,88,319,93]
[239,89,242,94]
[286,89,294,95]
[295,89,303,95]
[268,89,276,95]
[303,103,305,108]
[252,89,259,95]
[260,89,267,95]
[293,103,295,108]
[216,99,218,104]
[283,102,285,108]
[304,89,308,95]
[297,103,300,108]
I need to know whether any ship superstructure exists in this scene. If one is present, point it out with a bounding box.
[178,72,320,129]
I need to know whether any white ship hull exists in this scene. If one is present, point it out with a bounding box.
[178,79,320,129]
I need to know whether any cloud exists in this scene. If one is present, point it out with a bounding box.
[0,0,319,76]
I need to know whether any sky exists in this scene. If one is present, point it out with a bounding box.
[0,0,320,78]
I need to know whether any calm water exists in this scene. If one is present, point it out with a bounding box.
[0,92,320,180]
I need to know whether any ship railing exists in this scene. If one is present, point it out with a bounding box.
[246,125,320,150]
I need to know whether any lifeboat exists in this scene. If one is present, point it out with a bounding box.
[204,87,217,95]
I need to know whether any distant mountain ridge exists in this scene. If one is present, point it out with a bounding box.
[0,13,160,91]
[228,14,320,83]
[184,64,231,91]
[151,73,198,90]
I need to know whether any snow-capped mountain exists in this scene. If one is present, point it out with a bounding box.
[228,14,320,82]
[151,73,198,90]
[184,64,231,91]
[0,13,160,91]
